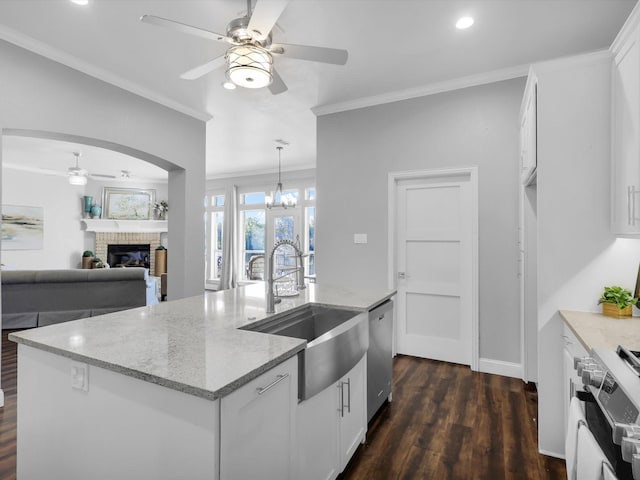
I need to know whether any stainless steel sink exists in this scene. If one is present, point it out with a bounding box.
[242,305,368,400]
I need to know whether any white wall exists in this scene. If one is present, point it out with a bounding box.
[535,52,640,457]
[316,78,525,366]
[0,39,205,300]
[2,168,84,269]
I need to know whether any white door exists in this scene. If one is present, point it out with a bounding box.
[395,172,475,365]
[267,210,302,287]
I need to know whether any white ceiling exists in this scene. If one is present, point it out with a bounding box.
[0,0,636,179]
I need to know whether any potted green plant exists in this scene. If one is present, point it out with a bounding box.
[82,250,94,269]
[92,257,105,269]
[598,285,637,318]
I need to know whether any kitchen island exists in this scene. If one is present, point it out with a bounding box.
[9,283,395,480]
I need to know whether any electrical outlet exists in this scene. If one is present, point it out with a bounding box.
[71,362,89,392]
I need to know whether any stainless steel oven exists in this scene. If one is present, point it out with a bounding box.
[573,346,640,480]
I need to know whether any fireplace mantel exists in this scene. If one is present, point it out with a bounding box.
[81,219,168,233]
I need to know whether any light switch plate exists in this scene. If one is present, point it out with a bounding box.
[353,233,368,244]
[71,362,89,392]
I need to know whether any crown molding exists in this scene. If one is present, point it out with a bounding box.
[612,1,640,54]
[0,26,212,122]
[529,49,611,75]
[311,64,529,117]
[206,163,316,180]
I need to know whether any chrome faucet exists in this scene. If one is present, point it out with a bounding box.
[266,238,306,313]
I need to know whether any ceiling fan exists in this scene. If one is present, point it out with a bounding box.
[68,152,116,186]
[140,0,348,94]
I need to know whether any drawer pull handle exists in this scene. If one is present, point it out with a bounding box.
[256,373,289,396]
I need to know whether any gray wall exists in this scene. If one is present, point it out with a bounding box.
[0,40,205,300]
[316,77,525,365]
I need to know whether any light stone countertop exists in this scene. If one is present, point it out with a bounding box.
[560,310,640,351]
[9,283,396,401]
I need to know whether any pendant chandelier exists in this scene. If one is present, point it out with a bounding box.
[265,146,296,209]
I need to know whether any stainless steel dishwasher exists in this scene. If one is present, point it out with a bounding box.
[367,299,393,422]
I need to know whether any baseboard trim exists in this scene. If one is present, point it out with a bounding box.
[0,388,5,407]
[478,358,522,379]
[538,448,565,460]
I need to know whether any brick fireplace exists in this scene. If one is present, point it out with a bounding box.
[95,232,162,275]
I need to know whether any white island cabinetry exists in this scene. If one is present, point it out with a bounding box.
[11,283,396,480]
[220,355,298,479]
[296,355,367,480]
[16,345,220,480]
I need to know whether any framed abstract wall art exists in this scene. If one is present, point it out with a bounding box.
[103,188,156,220]
[2,205,44,250]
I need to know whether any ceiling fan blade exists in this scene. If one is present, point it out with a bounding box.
[269,67,288,95]
[140,14,228,43]
[89,173,117,179]
[180,55,226,80]
[272,43,348,65]
[247,0,291,40]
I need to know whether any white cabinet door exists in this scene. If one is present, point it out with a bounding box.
[520,78,537,185]
[338,356,367,472]
[562,326,588,440]
[612,26,640,234]
[296,355,367,479]
[221,355,298,480]
[296,379,340,480]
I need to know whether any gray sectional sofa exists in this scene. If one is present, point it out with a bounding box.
[1,267,147,329]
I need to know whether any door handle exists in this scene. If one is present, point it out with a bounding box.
[398,272,406,280]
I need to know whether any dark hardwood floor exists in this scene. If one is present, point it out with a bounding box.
[0,331,17,480]
[0,332,564,480]
[341,355,566,480]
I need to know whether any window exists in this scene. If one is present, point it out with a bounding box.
[242,208,266,276]
[239,182,315,281]
[205,181,316,287]
[205,193,224,282]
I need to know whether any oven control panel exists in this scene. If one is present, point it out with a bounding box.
[599,371,640,425]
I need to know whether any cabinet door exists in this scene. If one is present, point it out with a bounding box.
[612,28,640,234]
[338,356,367,472]
[220,355,298,480]
[296,380,339,480]
[562,326,588,440]
[521,82,537,185]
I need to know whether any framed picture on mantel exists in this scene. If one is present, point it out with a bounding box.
[103,188,155,220]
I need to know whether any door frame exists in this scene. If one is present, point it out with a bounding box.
[387,166,479,371]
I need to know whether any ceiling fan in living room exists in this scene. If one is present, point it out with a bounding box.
[140,0,348,94]
[67,152,116,186]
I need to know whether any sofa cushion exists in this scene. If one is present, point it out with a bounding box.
[2,268,147,329]
[3,312,38,329]
[38,310,92,327]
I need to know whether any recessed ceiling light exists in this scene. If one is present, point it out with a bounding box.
[456,17,474,29]
[70,0,89,5]
[222,81,236,90]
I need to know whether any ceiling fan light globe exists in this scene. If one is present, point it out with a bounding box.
[226,45,273,89]
[68,174,87,186]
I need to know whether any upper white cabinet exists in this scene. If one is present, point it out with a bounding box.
[220,355,298,480]
[611,14,640,234]
[520,72,538,185]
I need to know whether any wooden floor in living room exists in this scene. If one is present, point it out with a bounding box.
[0,331,565,480]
